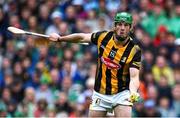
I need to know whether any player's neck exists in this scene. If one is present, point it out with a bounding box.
[114,35,130,47]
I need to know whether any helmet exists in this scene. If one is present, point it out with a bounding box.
[114,12,133,24]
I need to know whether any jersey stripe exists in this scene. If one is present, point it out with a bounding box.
[99,32,113,57]
[100,32,114,94]
[106,43,118,95]
[117,41,134,92]
[94,32,113,93]
[97,32,108,53]
[94,58,101,92]
[100,64,106,94]
[110,40,128,94]
[105,39,115,94]
[123,46,137,75]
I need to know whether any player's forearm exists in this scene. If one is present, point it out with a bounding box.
[59,33,87,43]
[129,68,140,93]
[129,77,140,93]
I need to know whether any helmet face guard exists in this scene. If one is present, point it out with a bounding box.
[114,12,133,25]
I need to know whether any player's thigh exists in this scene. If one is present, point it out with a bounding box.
[114,105,132,117]
[88,110,107,117]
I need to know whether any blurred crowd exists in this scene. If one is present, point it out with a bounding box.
[0,0,180,117]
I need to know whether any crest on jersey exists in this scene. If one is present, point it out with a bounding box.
[109,50,116,58]
[121,57,127,63]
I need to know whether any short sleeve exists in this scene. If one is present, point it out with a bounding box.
[91,31,106,45]
[130,49,142,69]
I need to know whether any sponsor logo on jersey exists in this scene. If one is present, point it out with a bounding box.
[101,57,121,69]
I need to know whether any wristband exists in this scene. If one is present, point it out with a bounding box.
[57,37,61,42]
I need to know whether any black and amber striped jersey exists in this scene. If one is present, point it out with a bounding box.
[91,31,142,95]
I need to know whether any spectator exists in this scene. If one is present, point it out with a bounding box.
[144,99,161,117]
[55,91,72,116]
[62,48,74,61]
[77,77,94,105]
[97,0,109,15]
[10,79,24,103]
[132,99,145,117]
[157,75,172,100]
[164,0,175,18]
[152,55,175,86]
[170,51,180,69]
[26,70,41,89]
[20,7,31,30]
[38,4,51,31]
[96,14,110,31]
[85,9,98,32]
[138,0,153,15]
[72,0,85,19]
[143,71,156,87]
[6,99,22,117]
[174,69,180,83]
[142,50,154,72]
[0,7,9,39]
[2,73,13,88]
[45,10,63,35]
[35,79,53,104]
[0,57,12,81]
[72,18,87,33]
[20,87,36,117]
[25,0,38,16]
[70,103,86,117]
[47,104,56,117]
[153,25,168,47]
[50,68,61,91]
[6,0,18,16]
[1,87,12,105]
[57,21,70,36]
[72,58,87,85]
[61,75,72,93]
[13,62,24,80]
[147,85,158,102]
[158,45,170,59]
[165,31,176,54]
[28,16,43,33]
[9,15,22,29]
[168,4,180,38]
[0,100,7,117]
[171,83,180,117]
[64,5,76,27]
[33,99,48,117]
[157,97,176,117]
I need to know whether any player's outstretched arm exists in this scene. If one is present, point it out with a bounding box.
[48,33,92,43]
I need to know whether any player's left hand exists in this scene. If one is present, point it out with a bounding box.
[49,33,61,41]
[128,92,140,104]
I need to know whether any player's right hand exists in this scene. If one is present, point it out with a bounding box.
[49,33,61,41]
